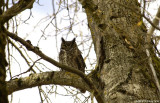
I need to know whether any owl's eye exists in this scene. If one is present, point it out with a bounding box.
[61,45,66,49]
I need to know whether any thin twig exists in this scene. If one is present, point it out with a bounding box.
[12,58,41,78]
[6,30,104,103]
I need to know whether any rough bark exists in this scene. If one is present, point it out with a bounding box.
[0,0,8,102]
[0,0,35,102]
[0,0,35,25]
[6,30,104,103]
[79,0,160,102]
[0,27,8,103]
[2,0,160,103]
[7,71,89,95]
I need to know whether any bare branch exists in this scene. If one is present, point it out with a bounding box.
[5,30,104,103]
[147,7,160,42]
[0,0,35,25]
[11,58,41,78]
[7,71,89,95]
[145,7,160,93]
[6,30,85,76]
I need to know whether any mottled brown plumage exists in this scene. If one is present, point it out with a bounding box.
[59,38,86,93]
[59,38,86,73]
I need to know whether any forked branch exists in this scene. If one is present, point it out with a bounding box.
[6,30,104,103]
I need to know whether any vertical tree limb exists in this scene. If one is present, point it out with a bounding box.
[146,7,160,92]
[0,27,8,103]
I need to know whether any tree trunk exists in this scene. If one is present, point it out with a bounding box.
[0,27,8,103]
[2,0,160,102]
[79,0,160,102]
[0,0,8,102]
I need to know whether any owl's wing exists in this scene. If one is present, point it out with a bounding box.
[59,50,65,71]
[76,54,86,73]
[59,50,63,63]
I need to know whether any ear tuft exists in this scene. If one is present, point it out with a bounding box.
[61,37,65,42]
[72,38,76,42]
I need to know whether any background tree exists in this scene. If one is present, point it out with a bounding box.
[0,0,160,103]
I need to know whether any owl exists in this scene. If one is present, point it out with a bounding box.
[59,38,86,73]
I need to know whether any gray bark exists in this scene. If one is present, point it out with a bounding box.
[7,71,89,95]
[2,0,160,103]
[0,0,35,102]
[79,0,160,102]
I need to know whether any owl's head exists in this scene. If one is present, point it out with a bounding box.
[60,38,77,51]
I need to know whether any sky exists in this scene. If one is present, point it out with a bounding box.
[7,0,94,103]
[7,0,160,103]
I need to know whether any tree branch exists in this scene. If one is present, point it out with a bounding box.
[6,30,86,76]
[147,7,160,42]
[145,7,160,93]
[5,30,104,103]
[0,0,35,25]
[7,71,89,95]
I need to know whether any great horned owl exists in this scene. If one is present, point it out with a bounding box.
[59,38,86,93]
[59,38,86,73]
